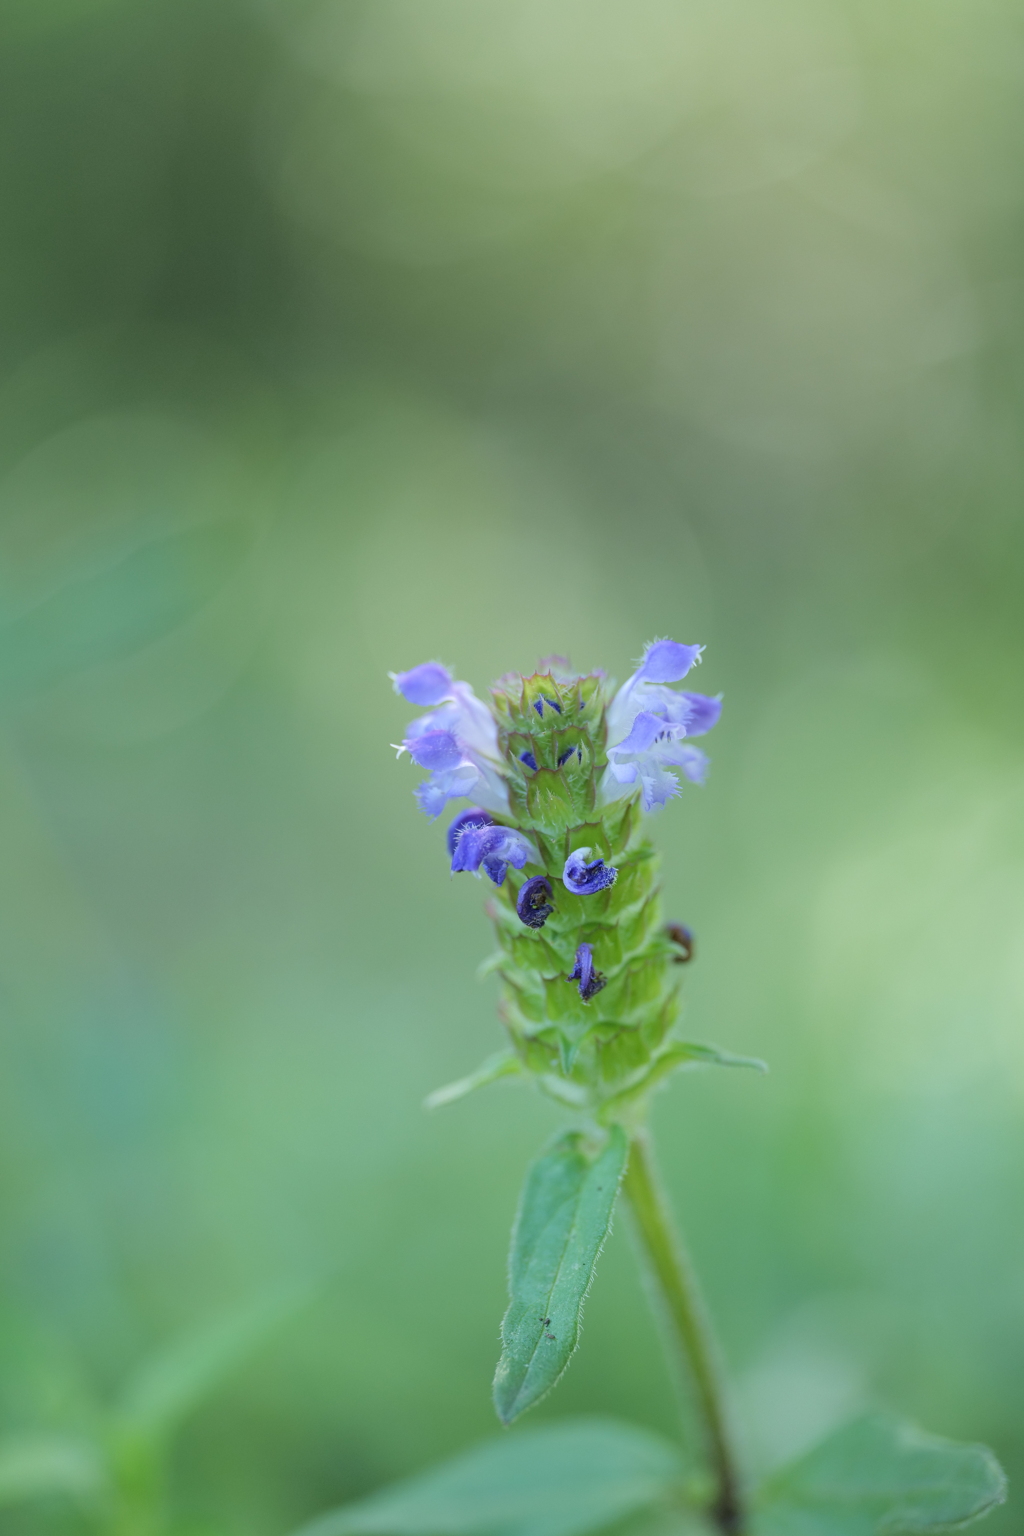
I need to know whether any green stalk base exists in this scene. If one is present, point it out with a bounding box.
[623,1130,745,1536]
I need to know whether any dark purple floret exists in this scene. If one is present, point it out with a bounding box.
[516,876,554,929]
[446,806,494,857]
[557,745,581,768]
[568,942,607,1002]
[562,848,618,895]
[666,923,695,963]
[532,698,544,716]
[543,696,561,713]
[450,823,535,886]
[519,750,538,772]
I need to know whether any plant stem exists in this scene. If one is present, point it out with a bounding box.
[623,1129,745,1535]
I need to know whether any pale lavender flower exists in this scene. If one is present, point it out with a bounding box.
[602,638,721,813]
[391,661,508,819]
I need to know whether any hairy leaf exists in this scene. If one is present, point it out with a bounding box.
[424,1050,522,1110]
[753,1413,1007,1535]
[493,1126,627,1425]
[599,1041,766,1120]
[666,1042,768,1073]
[290,1418,684,1536]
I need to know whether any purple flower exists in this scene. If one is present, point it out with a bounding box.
[451,824,537,886]
[671,743,709,785]
[678,692,721,736]
[390,662,455,706]
[633,639,704,684]
[516,876,554,929]
[601,637,721,813]
[446,807,494,856]
[414,766,486,820]
[563,848,617,895]
[568,943,607,1002]
[400,729,463,772]
[391,659,509,819]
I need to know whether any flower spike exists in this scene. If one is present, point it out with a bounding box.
[389,640,719,1090]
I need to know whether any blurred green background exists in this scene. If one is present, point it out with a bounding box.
[0,0,1022,1531]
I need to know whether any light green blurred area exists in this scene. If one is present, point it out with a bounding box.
[0,0,1022,1533]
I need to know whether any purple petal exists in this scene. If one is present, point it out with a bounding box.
[563,847,618,895]
[446,807,494,857]
[658,742,709,784]
[451,825,535,883]
[405,729,462,771]
[638,768,680,812]
[636,640,703,684]
[611,710,677,756]
[673,744,709,784]
[516,876,554,929]
[390,662,454,707]
[413,763,480,819]
[680,692,722,736]
[567,942,607,1001]
[403,703,458,740]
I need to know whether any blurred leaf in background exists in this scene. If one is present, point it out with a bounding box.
[0,0,1022,1533]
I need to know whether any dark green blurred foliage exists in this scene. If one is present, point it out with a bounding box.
[0,0,1021,1533]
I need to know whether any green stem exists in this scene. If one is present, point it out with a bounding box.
[623,1129,745,1535]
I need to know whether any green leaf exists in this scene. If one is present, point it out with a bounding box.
[666,1042,768,1074]
[493,1126,628,1425]
[116,1280,315,1440]
[290,1418,684,1536]
[0,1434,105,1506]
[753,1413,1007,1535]
[599,1041,766,1120]
[423,1050,523,1110]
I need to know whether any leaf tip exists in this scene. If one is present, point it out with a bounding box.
[491,1383,517,1427]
